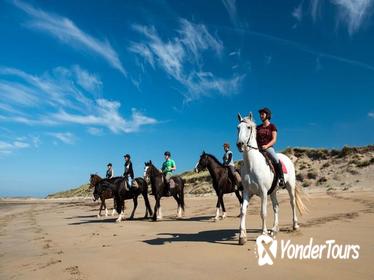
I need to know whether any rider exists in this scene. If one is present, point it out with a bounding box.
[222,143,239,187]
[123,154,134,190]
[256,107,285,187]
[161,151,176,195]
[106,163,114,179]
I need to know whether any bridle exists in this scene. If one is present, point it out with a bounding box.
[240,120,258,151]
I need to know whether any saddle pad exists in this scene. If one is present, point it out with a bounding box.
[280,160,288,174]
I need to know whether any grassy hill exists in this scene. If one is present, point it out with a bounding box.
[47,145,374,198]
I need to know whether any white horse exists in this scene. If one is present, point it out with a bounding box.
[236,113,307,245]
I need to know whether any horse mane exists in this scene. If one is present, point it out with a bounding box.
[204,153,225,168]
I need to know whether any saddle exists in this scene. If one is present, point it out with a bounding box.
[226,167,242,190]
[162,175,175,196]
[261,151,287,195]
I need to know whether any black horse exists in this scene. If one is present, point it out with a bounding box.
[90,174,152,221]
[113,177,153,222]
[90,174,120,217]
[195,152,243,220]
[144,161,185,221]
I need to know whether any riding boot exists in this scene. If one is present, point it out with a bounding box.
[276,162,285,188]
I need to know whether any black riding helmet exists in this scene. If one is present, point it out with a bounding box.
[107,163,112,167]
[259,107,272,120]
[164,151,171,157]
[124,154,131,159]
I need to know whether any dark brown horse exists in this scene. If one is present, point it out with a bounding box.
[144,161,185,221]
[90,174,119,217]
[113,176,153,222]
[195,152,242,220]
[90,174,153,221]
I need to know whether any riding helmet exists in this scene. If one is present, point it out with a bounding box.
[164,151,171,156]
[223,143,230,148]
[258,107,272,120]
[107,163,112,167]
[124,154,131,159]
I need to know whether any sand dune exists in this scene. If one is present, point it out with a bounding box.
[1,188,373,279]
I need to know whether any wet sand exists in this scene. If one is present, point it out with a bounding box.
[1,190,373,279]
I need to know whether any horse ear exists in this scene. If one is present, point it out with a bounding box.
[202,150,205,155]
[150,160,152,164]
[237,113,243,122]
[248,112,253,120]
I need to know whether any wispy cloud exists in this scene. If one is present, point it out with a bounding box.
[48,132,76,144]
[223,27,374,72]
[368,112,374,118]
[222,0,243,27]
[293,1,304,21]
[130,19,244,101]
[0,139,30,155]
[295,0,373,35]
[12,0,126,76]
[72,65,102,92]
[0,66,158,133]
[87,127,103,136]
[332,0,374,35]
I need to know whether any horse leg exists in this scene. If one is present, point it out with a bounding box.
[239,190,252,245]
[173,193,181,218]
[104,201,109,217]
[129,197,138,220]
[98,200,104,218]
[111,198,117,216]
[214,196,221,221]
[260,192,268,235]
[115,197,125,222]
[143,192,153,219]
[219,195,226,219]
[234,189,243,217]
[152,196,160,221]
[270,192,280,233]
[157,197,163,220]
[286,182,299,230]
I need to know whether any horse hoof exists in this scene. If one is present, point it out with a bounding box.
[271,226,279,233]
[97,215,101,218]
[239,237,247,245]
[293,224,300,231]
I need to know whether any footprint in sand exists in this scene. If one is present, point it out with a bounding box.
[65,265,83,280]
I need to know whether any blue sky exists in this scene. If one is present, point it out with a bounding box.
[0,0,373,197]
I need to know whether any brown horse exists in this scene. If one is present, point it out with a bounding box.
[89,174,119,217]
[195,152,242,220]
[144,161,185,221]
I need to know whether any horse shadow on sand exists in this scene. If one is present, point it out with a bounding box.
[142,228,262,246]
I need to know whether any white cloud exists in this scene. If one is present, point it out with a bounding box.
[368,112,374,118]
[0,66,158,133]
[293,1,304,21]
[0,139,30,155]
[130,19,244,100]
[222,0,241,27]
[12,0,126,76]
[72,65,102,92]
[87,127,103,136]
[48,132,76,144]
[332,0,373,35]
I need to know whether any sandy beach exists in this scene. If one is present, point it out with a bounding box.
[1,188,373,280]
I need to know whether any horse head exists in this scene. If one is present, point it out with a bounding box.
[195,151,209,172]
[236,112,257,152]
[143,160,153,183]
[89,174,102,189]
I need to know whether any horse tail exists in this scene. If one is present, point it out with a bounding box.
[295,184,309,216]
